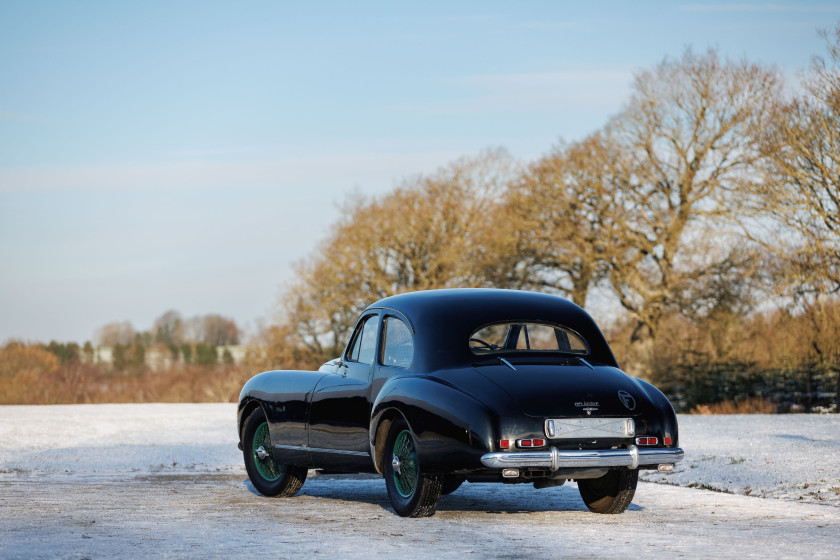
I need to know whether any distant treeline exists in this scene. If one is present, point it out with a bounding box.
[606,300,840,413]
[668,363,838,413]
[0,302,838,409]
[0,341,251,404]
[0,309,248,404]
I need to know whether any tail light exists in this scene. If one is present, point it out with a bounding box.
[516,438,546,448]
[635,436,658,445]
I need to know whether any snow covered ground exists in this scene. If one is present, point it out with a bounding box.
[0,404,838,559]
[641,414,840,507]
[0,403,242,478]
[2,405,837,506]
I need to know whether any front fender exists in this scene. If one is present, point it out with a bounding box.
[236,369,328,460]
[370,375,498,474]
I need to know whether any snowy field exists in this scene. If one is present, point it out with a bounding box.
[0,404,838,559]
[642,413,840,506]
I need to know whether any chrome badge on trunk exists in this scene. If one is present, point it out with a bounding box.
[574,401,599,415]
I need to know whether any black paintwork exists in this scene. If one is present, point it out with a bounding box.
[237,288,680,479]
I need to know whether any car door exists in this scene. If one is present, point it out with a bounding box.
[308,311,380,471]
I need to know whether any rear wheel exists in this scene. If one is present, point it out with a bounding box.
[578,468,638,514]
[384,419,441,517]
[243,408,307,497]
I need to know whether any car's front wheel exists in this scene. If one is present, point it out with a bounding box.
[243,408,307,497]
[577,468,638,514]
[384,419,442,517]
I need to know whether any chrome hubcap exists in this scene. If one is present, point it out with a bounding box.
[256,445,269,460]
[392,455,402,475]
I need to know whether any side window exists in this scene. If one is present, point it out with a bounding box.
[380,316,414,369]
[348,316,379,365]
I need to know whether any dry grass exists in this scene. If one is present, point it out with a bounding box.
[691,397,777,415]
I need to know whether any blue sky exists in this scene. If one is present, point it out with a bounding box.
[1,0,837,343]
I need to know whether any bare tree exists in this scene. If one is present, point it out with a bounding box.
[604,48,781,353]
[487,133,622,306]
[200,314,240,346]
[754,23,840,295]
[153,310,184,345]
[275,149,516,360]
[95,321,136,347]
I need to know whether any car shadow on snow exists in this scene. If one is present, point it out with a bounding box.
[243,475,644,515]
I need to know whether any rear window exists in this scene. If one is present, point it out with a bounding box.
[469,322,589,356]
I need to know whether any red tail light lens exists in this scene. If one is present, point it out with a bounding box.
[635,436,658,445]
[664,436,672,446]
[499,439,510,449]
[516,438,546,448]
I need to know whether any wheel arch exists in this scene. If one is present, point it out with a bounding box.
[370,407,410,475]
[238,398,265,445]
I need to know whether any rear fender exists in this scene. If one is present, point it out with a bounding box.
[370,376,497,474]
[631,377,679,447]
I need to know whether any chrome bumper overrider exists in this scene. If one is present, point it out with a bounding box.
[480,445,684,471]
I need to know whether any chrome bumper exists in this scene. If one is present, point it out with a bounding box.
[480,445,684,471]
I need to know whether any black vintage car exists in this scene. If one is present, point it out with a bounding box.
[237,289,683,517]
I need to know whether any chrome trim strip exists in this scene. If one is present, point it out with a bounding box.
[577,357,596,371]
[274,444,369,457]
[480,446,684,470]
[499,357,516,371]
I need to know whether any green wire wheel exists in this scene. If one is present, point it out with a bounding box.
[252,421,285,482]
[391,430,419,498]
[242,408,307,497]
[384,419,441,517]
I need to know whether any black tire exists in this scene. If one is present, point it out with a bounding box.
[243,408,307,497]
[578,468,638,514]
[440,476,465,495]
[384,419,442,517]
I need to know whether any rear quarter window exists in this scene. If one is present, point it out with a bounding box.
[380,316,413,368]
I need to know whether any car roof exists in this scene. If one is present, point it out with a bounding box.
[366,289,619,370]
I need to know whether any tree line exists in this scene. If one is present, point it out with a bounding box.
[262,26,840,412]
[94,310,240,369]
[0,309,246,404]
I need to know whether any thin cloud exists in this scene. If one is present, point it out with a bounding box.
[0,151,464,194]
[519,20,593,31]
[0,112,47,123]
[166,145,285,158]
[392,70,634,115]
[680,3,840,13]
